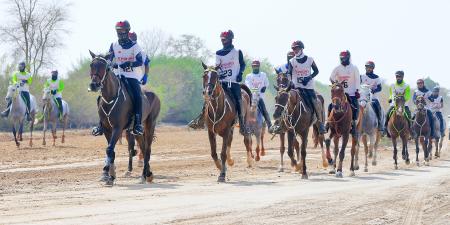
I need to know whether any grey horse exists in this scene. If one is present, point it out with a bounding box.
[39,87,69,146]
[355,85,382,172]
[4,83,37,148]
[244,88,266,166]
[430,111,445,159]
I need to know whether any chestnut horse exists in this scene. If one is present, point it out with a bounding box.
[201,62,252,182]
[412,95,431,165]
[89,51,160,186]
[325,81,357,178]
[387,91,411,169]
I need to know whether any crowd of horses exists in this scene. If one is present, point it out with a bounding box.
[2,56,446,186]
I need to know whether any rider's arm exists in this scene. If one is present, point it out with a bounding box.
[130,52,143,67]
[287,61,293,80]
[144,55,150,74]
[11,71,18,84]
[329,67,337,83]
[353,66,360,92]
[404,85,411,102]
[27,74,32,85]
[439,98,444,109]
[310,61,319,78]
[372,84,382,94]
[58,80,64,93]
[238,50,245,76]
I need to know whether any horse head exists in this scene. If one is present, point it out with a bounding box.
[5,83,20,102]
[273,82,292,120]
[250,88,260,111]
[394,91,406,116]
[42,88,51,102]
[330,81,347,112]
[88,50,112,92]
[415,95,426,111]
[275,69,290,91]
[359,84,372,109]
[201,62,221,99]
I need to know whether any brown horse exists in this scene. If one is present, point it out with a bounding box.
[89,51,160,186]
[387,92,411,169]
[272,84,315,179]
[412,95,431,165]
[201,62,252,182]
[325,81,357,178]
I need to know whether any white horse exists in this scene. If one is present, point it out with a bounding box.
[355,85,382,172]
[245,87,266,165]
[39,88,69,146]
[4,83,37,148]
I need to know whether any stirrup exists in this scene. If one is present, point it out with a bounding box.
[187,118,204,130]
[132,124,144,136]
[92,126,103,136]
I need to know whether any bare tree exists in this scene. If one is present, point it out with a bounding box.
[166,34,212,60]
[0,0,70,76]
[138,28,169,58]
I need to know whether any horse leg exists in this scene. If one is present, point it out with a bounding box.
[244,133,253,168]
[52,122,57,147]
[260,127,266,156]
[61,116,67,144]
[349,134,357,177]
[29,113,34,147]
[12,123,20,148]
[142,122,156,183]
[331,136,339,175]
[19,122,23,142]
[255,134,261,162]
[218,130,230,182]
[300,134,308,179]
[403,136,410,165]
[415,137,420,165]
[373,131,380,166]
[125,131,135,176]
[208,130,221,171]
[295,138,300,162]
[423,138,429,165]
[368,134,375,169]
[287,130,300,172]
[226,128,235,166]
[319,134,328,168]
[42,117,47,146]
[278,132,285,172]
[105,128,122,186]
[392,137,398,169]
[434,137,439,158]
[325,133,335,172]
[100,131,112,182]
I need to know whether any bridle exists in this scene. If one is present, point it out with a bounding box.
[413,96,428,137]
[274,89,307,136]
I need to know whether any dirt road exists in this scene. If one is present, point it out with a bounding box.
[0,126,449,224]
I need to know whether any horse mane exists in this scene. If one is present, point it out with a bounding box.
[240,83,252,102]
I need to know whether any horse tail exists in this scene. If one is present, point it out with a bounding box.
[240,83,252,102]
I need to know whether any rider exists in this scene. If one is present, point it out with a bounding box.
[360,61,383,131]
[92,20,145,136]
[188,30,248,135]
[245,60,272,130]
[44,70,64,120]
[412,78,435,137]
[287,40,326,134]
[428,86,445,137]
[329,50,361,137]
[275,51,295,74]
[1,61,32,121]
[129,32,150,85]
[383,71,412,137]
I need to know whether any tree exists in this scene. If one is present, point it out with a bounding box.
[138,28,169,58]
[0,0,70,76]
[166,34,212,60]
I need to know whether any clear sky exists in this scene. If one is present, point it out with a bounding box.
[2,0,450,88]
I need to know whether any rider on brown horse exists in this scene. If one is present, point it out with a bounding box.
[328,50,361,137]
[92,20,146,136]
[412,78,435,138]
[244,60,272,129]
[286,40,326,134]
[188,30,248,135]
[360,61,384,131]
[383,71,412,137]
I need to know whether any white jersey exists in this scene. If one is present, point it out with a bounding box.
[245,72,269,98]
[111,42,143,80]
[14,71,32,92]
[429,96,443,112]
[215,48,241,83]
[290,56,315,89]
[330,64,360,96]
[360,74,382,99]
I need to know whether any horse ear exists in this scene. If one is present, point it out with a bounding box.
[89,50,96,58]
[215,63,222,71]
[104,51,112,60]
[201,61,207,70]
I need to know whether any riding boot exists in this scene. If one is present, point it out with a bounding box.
[1,100,12,118]
[351,120,358,138]
[258,99,272,130]
[325,103,332,132]
[22,92,32,121]
[133,114,144,136]
[187,105,206,130]
[92,122,104,136]
[383,107,393,137]
[55,97,63,121]
[437,112,445,137]
[312,99,326,134]
[372,100,384,131]
[237,99,249,135]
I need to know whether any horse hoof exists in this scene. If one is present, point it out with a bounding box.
[301,174,308,179]
[105,178,114,186]
[124,171,132,177]
[295,164,301,172]
[349,171,355,177]
[394,165,398,170]
[368,152,373,158]
[335,171,343,178]
[146,174,154,183]
[255,156,260,162]
[416,161,420,166]
[137,160,144,167]
[329,168,336,174]
[278,167,284,173]
[139,176,145,184]
[217,176,226,183]
[355,165,360,171]
[260,150,266,156]
[405,159,410,165]
[364,168,368,172]
[227,159,235,166]
[372,161,377,166]
[322,161,329,168]
[99,173,109,182]
[42,142,46,146]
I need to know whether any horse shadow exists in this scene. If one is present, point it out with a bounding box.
[120,182,182,190]
[227,180,277,187]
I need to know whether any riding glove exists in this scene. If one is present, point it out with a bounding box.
[141,74,148,85]
[51,90,57,95]
[236,72,243,82]
[301,76,312,86]
[261,87,266,93]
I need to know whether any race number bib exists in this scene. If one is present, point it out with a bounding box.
[219,69,232,79]
[342,81,348,88]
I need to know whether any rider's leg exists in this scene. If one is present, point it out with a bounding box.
[56,97,63,120]
[347,94,359,137]
[405,106,412,128]
[0,99,12,118]
[325,103,332,131]
[230,83,247,135]
[436,111,445,136]
[21,91,32,121]
[383,106,394,137]
[307,89,326,134]
[371,99,384,131]
[427,110,435,138]
[187,104,206,129]
[258,98,272,129]
[126,78,144,136]
[92,96,104,136]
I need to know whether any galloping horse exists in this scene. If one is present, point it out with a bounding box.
[246,87,266,163]
[201,62,252,182]
[40,88,69,146]
[412,95,431,165]
[325,81,357,177]
[4,83,37,148]
[355,85,381,172]
[387,91,411,169]
[272,84,315,179]
[89,51,160,186]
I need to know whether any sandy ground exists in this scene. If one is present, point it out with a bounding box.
[0,126,449,225]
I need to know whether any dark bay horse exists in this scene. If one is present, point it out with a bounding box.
[387,91,410,169]
[325,82,357,178]
[201,62,252,182]
[273,84,315,179]
[89,51,160,186]
[412,95,431,165]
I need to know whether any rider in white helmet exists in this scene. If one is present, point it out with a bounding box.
[428,86,445,137]
[360,61,384,131]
